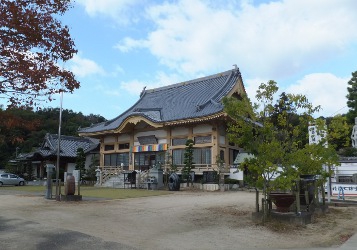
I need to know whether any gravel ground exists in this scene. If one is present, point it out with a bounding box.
[0,189,356,250]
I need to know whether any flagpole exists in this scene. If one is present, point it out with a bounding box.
[55,91,63,201]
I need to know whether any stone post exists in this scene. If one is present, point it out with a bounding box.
[45,164,55,199]
[95,167,101,186]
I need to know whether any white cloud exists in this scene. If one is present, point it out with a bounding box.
[120,72,182,95]
[115,0,357,78]
[76,0,140,24]
[243,73,349,118]
[69,54,105,78]
[285,73,349,117]
[244,77,269,103]
[120,80,147,95]
[114,37,147,52]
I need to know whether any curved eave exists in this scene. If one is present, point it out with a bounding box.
[164,112,226,126]
[79,112,227,136]
[114,115,163,133]
[226,75,246,97]
[79,115,163,137]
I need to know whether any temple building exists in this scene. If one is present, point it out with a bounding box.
[16,133,99,179]
[78,68,246,182]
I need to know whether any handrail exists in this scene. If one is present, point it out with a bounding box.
[100,166,123,184]
[173,163,229,173]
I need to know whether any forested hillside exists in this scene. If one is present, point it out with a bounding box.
[0,107,106,167]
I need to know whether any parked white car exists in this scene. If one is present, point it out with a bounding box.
[0,173,25,186]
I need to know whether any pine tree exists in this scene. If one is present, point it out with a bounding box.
[346,71,357,123]
[182,139,194,187]
[75,148,86,181]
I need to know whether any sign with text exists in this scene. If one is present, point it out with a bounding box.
[73,170,80,183]
[331,183,357,196]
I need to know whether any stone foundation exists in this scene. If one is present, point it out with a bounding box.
[60,195,82,201]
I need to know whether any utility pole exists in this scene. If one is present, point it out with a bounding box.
[55,91,63,201]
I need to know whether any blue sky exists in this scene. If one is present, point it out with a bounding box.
[51,0,357,120]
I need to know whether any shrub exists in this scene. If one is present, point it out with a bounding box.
[224,178,240,184]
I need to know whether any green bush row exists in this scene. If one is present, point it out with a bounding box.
[224,178,240,184]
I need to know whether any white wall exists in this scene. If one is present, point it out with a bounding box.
[67,163,76,173]
[193,124,212,134]
[171,127,189,136]
[135,129,167,139]
[103,136,116,143]
[118,134,130,142]
[229,167,244,180]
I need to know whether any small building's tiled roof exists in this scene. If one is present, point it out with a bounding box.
[79,68,245,134]
[44,134,99,157]
[17,134,99,160]
[339,157,357,163]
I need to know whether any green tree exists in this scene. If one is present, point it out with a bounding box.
[165,152,178,174]
[182,139,194,187]
[85,154,99,182]
[75,148,86,180]
[327,115,351,152]
[346,71,357,123]
[0,107,106,168]
[223,80,339,220]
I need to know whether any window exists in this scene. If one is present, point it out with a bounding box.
[134,152,165,171]
[104,153,129,167]
[104,144,114,151]
[193,148,211,165]
[337,176,353,183]
[172,148,212,165]
[229,149,240,165]
[194,135,211,144]
[119,143,130,150]
[172,149,185,165]
[220,150,224,161]
[172,138,187,146]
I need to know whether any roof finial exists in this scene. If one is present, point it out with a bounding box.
[233,64,238,70]
[140,86,146,97]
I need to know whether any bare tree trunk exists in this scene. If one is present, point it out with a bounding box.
[262,181,267,225]
[255,188,259,213]
[296,180,300,214]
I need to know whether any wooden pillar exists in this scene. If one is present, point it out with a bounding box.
[99,136,104,167]
[166,126,172,154]
[129,131,135,170]
[211,122,219,166]
[188,125,193,140]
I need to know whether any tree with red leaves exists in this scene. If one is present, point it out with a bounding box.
[0,0,79,108]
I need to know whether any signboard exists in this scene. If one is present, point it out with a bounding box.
[138,135,157,145]
[73,170,80,183]
[308,125,327,147]
[331,183,357,196]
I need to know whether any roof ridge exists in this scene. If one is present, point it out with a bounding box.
[50,134,92,142]
[45,133,55,150]
[99,71,233,126]
[78,67,244,134]
[145,69,236,93]
[196,70,236,111]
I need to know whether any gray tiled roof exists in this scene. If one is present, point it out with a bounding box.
[79,68,244,134]
[44,134,99,157]
[18,134,99,160]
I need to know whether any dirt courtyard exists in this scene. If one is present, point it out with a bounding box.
[1,190,357,250]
